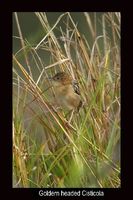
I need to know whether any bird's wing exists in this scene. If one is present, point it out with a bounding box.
[72,80,80,95]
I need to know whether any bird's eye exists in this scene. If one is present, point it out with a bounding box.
[56,77,60,80]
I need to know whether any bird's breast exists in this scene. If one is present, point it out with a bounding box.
[55,84,81,110]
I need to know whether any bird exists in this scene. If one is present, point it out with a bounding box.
[50,72,82,121]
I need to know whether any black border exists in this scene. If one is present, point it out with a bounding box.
[0,11,12,190]
[2,1,124,11]
[0,0,130,198]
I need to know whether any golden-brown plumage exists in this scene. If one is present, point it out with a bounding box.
[51,72,82,112]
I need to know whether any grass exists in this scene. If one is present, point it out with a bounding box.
[13,12,120,188]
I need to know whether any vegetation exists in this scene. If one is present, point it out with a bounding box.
[13,12,120,188]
